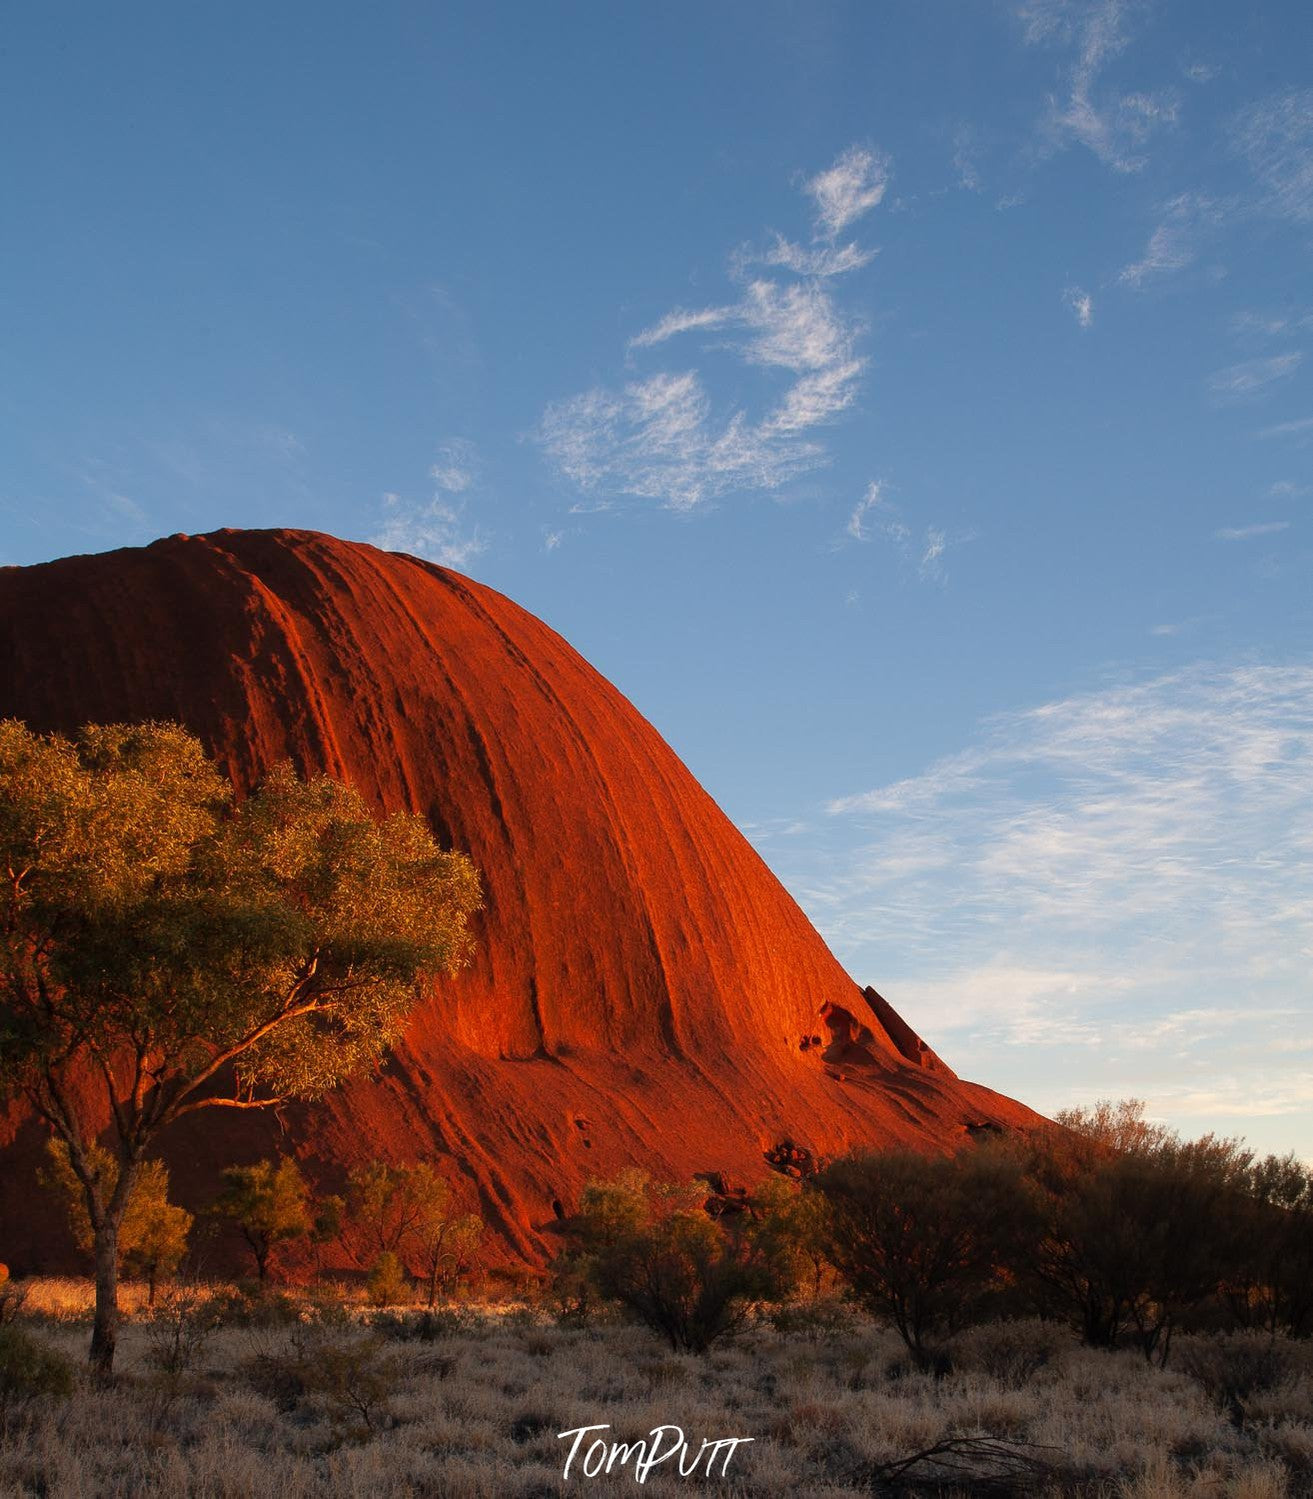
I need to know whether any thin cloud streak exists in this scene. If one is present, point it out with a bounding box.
[1023,0,1179,173]
[1215,521,1290,541]
[372,441,488,569]
[1258,416,1313,441]
[1119,194,1222,287]
[1207,354,1303,404]
[373,492,486,570]
[539,147,884,511]
[770,664,1313,1089]
[1231,88,1313,224]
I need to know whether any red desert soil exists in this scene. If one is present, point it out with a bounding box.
[0,529,1038,1269]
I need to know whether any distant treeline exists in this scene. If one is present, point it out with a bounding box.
[554,1099,1313,1366]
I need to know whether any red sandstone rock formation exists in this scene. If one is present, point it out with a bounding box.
[0,529,1038,1270]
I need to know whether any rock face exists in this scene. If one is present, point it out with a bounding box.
[0,529,1037,1269]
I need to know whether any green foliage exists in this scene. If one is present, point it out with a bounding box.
[810,1103,1278,1371]
[1020,1106,1255,1363]
[814,1146,1039,1370]
[347,1161,448,1258]
[415,1211,483,1308]
[213,1157,314,1284]
[0,718,480,1372]
[560,1171,799,1353]
[40,1140,192,1301]
[750,1176,834,1300]
[345,1160,482,1305]
[0,1325,75,1403]
[206,1285,305,1329]
[0,717,480,1122]
[366,1251,408,1307]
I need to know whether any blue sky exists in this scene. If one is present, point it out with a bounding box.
[3,1,1311,1154]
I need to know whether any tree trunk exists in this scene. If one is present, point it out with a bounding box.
[88,1155,140,1377]
[90,1221,122,1376]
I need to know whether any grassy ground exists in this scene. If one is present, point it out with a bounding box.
[2,1283,1311,1496]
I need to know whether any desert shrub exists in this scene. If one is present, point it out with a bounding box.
[212,1157,313,1285]
[560,1170,798,1353]
[40,1140,192,1306]
[0,1325,75,1403]
[767,1296,850,1336]
[343,1160,482,1305]
[366,1250,408,1307]
[1021,1109,1254,1364]
[751,1176,837,1300]
[509,1409,557,1444]
[814,1145,1039,1371]
[0,1276,27,1327]
[143,1284,223,1375]
[1228,1153,1313,1338]
[547,1251,604,1328]
[242,1328,401,1436]
[368,1306,471,1341]
[950,1318,1070,1386]
[207,1284,305,1329]
[1176,1331,1306,1424]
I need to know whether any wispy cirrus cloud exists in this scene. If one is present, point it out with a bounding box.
[764,663,1313,1114]
[748,235,878,279]
[1231,88,1313,224]
[845,480,961,582]
[427,438,478,494]
[371,439,487,570]
[1118,193,1223,287]
[846,480,896,543]
[1063,285,1094,328]
[1258,415,1313,441]
[1207,353,1303,404]
[805,145,891,236]
[1231,308,1313,341]
[538,148,884,512]
[627,306,734,350]
[1022,0,1179,172]
[1215,521,1291,541]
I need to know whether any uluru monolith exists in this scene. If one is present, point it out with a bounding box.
[0,529,1037,1269]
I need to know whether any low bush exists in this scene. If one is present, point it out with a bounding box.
[207,1285,305,1329]
[143,1286,223,1376]
[0,1325,75,1403]
[1176,1331,1308,1425]
[558,1170,800,1353]
[368,1306,472,1341]
[366,1251,408,1308]
[242,1328,402,1437]
[767,1296,850,1337]
[950,1318,1070,1387]
[0,1276,27,1327]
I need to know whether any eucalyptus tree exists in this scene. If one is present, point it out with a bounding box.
[0,719,480,1372]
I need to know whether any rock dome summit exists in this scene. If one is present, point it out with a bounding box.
[0,529,1036,1266]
